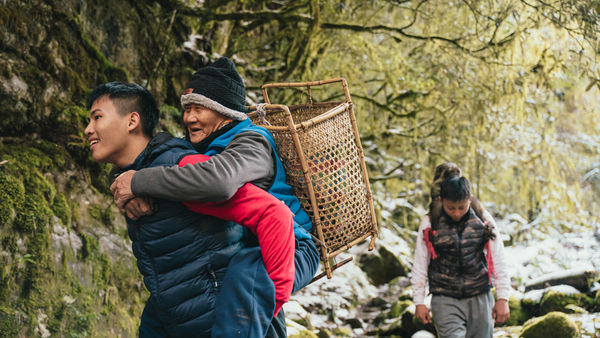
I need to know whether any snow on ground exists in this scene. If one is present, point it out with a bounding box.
[502,228,600,291]
[286,215,600,336]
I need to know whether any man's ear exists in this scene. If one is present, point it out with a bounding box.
[127,112,142,132]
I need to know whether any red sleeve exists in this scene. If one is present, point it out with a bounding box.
[178,154,294,316]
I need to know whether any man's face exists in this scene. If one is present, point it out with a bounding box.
[183,104,232,143]
[441,197,472,222]
[84,96,131,165]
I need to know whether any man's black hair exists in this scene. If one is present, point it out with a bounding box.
[87,82,159,137]
[440,176,472,201]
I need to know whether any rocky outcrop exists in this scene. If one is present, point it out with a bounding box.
[0,1,198,335]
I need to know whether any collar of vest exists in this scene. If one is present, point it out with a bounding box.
[441,207,473,226]
[205,119,253,154]
[191,120,242,153]
[123,132,195,171]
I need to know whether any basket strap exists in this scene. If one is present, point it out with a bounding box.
[255,104,272,126]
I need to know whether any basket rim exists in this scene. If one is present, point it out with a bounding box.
[248,102,350,130]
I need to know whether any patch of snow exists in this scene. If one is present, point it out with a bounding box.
[522,289,545,303]
[545,284,581,295]
[412,330,436,338]
[503,229,600,291]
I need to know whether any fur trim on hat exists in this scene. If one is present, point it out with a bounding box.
[181,93,248,121]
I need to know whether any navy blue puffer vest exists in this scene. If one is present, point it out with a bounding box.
[124,133,245,336]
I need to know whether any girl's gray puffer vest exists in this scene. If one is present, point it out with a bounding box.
[428,208,490,298]
[125,133,245,336]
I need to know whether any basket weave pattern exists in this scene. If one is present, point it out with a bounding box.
[251,102,373,253]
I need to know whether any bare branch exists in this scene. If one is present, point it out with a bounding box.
[352,94,418,118]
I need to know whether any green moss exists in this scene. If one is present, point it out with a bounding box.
[0,264,11,307]
[69,203,84,233]
[372,311,387,326]
[46,297,96,336]
[357,246,407,285]
[539,289,593,314]
[389,300,411,319]
[0,307,18,337]
[564,304,587,314]
[501,296,530,326]
[293,316,309,327]
[316,329,332,338]
[88,204,114,228]
[24,170,56,203]
[0,174,25,226]
[45,105,89,150]
[78,232,99,261]
[3,144,53,171]
[331,327,352,336]
[290,330,319,338]
[519,312,579,338]
[521,293,541,317]
[1,236,17,256]
[52,193,72,226]
[14,195,53,233]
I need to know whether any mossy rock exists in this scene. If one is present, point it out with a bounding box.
[0,174,25,226]
[315,329,331,338]
[0,307,18,337]
[376,317,403,337]
[519,311,579,338]
[500,295,530,326]
[521,289,544,317]
[344,317,362,329]
[357,245,407,285]
[377,306,436,337]
[539,289,593,314]
[405,308,436,337]
[398,288,413,301]
[51,192,72,226]
[331,327,352,337]
[564,304,587,314]
[290,329,318,338]
[366,296,388,308]
[372,311,388,326]
[389,300,412,319]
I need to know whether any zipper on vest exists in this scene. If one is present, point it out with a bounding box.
[208,265,219,288]
[457,223,465,294]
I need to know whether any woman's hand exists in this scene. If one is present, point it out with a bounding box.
[415,304,432,324]
[492,298,510,324]
[110,170,137,209]
[123,197,155,220]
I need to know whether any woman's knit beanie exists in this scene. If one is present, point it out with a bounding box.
[180,57,248,121]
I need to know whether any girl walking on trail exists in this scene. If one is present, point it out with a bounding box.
[411,164,511,338]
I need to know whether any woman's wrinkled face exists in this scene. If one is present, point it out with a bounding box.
[183,104,231,143]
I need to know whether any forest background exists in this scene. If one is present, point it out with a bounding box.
[0,0,599,336]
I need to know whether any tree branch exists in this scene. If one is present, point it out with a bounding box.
[352,94,418,118]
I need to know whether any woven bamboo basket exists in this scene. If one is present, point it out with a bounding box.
[247,78,378,279]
